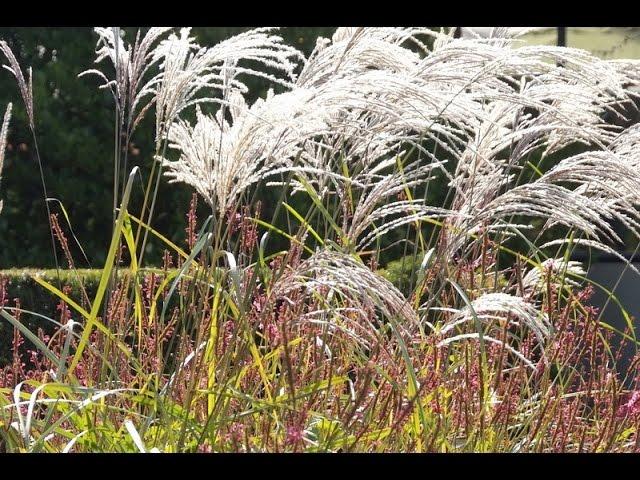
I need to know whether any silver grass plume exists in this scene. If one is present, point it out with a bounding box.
[159,87,334,214]
[295,28,633,200]
[72,27,640,380]
[0,103,12,214]
[80,27,173,133]
[344,159,459,251]
[436,292,550,367]
[540,238,640,278]
[271,249,419,346]
[439,292,550,339]
[298,27,434,88]
[0,41,34,129]
[522,258,586,294]
[440,53,640,257]
[152,27,304,141]
[470,141,640,252]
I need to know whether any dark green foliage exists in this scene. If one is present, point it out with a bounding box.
[377,252,426,293]
[0,268,102,364]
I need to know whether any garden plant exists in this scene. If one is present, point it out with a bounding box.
[1,27,640,452]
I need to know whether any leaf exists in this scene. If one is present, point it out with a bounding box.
[68,166,139,375]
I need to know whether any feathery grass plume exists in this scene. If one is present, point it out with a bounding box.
[80,27,173,133]
[441,116,607,256]
[342,158,459,251]
[441,94,640,258]
[478,182,624,241]
[0,102,11,214]
[157,26,640,274]
[0,40,61,270]
[311,68,483,145]
[441,292,550,336]
[152,27,304,141]
[296,28,633,207]
[522,258,587,294]
[541,238,640,278]
[84,27,305,143]
[297,27,434,88]
[271,248,419,345]
[0,103,11,164]
[468,139,640,252]
[414,31,637,162]
[610,121,640,158]
[424,30,634,99]
[159,88,334,214]
[294,28,482,171]
[0,42,33,129]
[437,292,550,364]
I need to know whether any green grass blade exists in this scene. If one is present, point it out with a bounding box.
[68,166,139,375]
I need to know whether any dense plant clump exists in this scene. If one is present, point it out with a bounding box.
[1,27,640,452]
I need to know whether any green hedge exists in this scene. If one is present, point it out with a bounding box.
[0,269,102,365]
